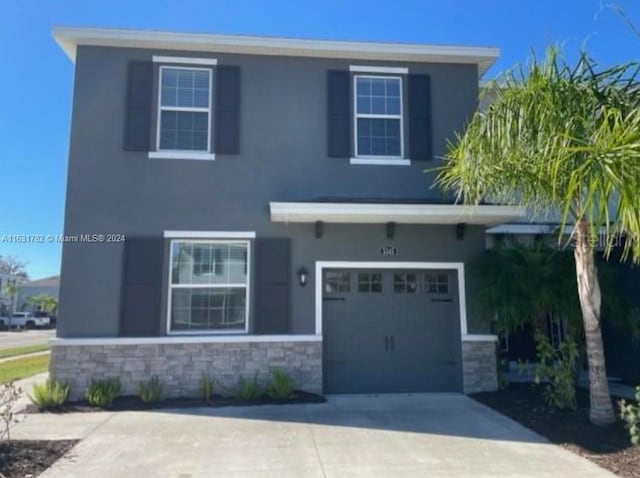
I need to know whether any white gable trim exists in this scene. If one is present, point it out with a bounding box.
[52,27,499,74]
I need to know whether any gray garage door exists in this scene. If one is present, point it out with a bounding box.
[323,269,462,393]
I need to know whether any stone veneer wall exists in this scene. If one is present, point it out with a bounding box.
[50,339,322,400]
[461,340,498,393]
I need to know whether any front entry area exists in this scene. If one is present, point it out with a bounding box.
[322,267,462,393]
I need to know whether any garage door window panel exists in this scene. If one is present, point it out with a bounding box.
[358,272,383,293]
[394,273,417,293]
[325,271,351,293]
[425,272,450,296]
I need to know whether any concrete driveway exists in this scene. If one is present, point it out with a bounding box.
[14,394,612,478]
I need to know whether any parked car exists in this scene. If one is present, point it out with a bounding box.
[1,312,51,329]
[34,311,56,328]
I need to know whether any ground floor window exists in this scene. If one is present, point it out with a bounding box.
[168,240,249,332]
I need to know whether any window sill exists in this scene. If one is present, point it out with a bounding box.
[149,151,216,161]
[167,329,247,336]
[350,157,411,166]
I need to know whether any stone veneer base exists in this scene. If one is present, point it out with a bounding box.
[50,336,497,399]
[461,340,498,393]
[50,340,323,400]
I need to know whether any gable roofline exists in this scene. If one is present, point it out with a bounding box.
[21,275,60,288]
[52,26,499,75]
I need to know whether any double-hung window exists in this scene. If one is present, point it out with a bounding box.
[168,240,249,333]
[157,66,212,154]
[354,76,403,158]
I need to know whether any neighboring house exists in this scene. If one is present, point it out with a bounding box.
[16,275,60,312]
[0,273,25,316]
[51,26,526,399]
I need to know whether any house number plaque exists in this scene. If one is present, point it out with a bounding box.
[380,245,398,256]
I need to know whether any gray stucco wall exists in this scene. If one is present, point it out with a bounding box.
[59,45,482,337]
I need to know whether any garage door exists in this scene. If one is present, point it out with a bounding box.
[323,269,461,393]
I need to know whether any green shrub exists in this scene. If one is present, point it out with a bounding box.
[85,378,121,407]
[199,374,214,401]
[235,373,261,401]
[266,368,295,399]
[138,376,163,403]
[30,379,69,410]
[620,386,640,446]
[534,332,578,410]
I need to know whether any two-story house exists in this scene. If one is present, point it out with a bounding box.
[51,27,524,398]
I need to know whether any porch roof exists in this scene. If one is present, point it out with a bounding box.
[269,201,526,226]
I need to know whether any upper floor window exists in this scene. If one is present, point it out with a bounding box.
[157,66,212,152]
[354,76,403,158]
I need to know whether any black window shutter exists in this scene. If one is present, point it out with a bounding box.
[408,74,433,161]
[327,70,351,158]
[254,238,291,334]
[123,61,153,151]
[120,237,164,336]
[214,65,241,154]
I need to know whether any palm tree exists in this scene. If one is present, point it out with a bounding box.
[40,296,58,314]
[437,48,640,425]
[26,295,58,314]
[2,281,19,328]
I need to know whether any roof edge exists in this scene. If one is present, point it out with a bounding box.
[52,26,499,74]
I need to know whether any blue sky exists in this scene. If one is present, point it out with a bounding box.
[1,0,639,280]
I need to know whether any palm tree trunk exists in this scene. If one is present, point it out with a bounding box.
[574,220,615,425]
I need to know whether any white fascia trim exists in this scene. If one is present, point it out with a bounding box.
[163,231,256,239]
[50,334,322,347]
[350,158,411,166]
[51,27,499,74]
[462,334,498,342]
[149,151,216,161]
[315,261,468,336]
[349,65,409,74]
[152,55,217,65]
[270,202,526,226]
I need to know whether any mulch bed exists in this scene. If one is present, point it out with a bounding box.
[0,440,77,478]
[472,383,640,477]
[24,390,326,414]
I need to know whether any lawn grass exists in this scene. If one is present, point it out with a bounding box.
[0,344,50,359]
[0,354,49,384]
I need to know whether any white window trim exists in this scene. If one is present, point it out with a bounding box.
[315,261,468,336]
[163,231,256,239]
[152,55,218,66]
[350,158,411,166]
[353,74,404,161]
[349,65,408,74]
[154,65,214,159]
[149,151,216,161]
[166,239,251,335]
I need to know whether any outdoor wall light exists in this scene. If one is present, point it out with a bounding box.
[297,267,309,287]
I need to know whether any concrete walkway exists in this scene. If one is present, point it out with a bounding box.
[0,350,49,364]
[12,394,613,478]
